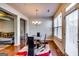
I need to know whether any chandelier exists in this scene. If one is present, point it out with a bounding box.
[32,9,42,25]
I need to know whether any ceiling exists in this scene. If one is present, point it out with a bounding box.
[7,3,60,18]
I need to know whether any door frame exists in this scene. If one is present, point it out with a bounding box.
[20,18,27,47]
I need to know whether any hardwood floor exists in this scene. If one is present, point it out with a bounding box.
[0,45,15,56]
[48,41,58,56]
[0,39,64,56]
[48,41,64,56]
[0,44,25,56]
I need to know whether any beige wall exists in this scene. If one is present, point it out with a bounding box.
[0,19,14,32]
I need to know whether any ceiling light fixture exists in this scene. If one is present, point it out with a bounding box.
[0,17,10,21]
[0,11,7,16]
[32,9,42,25]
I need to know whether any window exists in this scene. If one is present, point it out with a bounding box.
[65,10,78,56]
[54,13,62,39]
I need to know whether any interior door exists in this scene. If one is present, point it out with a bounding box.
[65,10,78,56]
[20,19,26,48]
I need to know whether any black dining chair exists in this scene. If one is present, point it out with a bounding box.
[37,32,40,37]
[27,37,34,56]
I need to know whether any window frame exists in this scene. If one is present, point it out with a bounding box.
[54,12,62,41]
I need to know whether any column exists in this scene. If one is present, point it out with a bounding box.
[14,16,20,46]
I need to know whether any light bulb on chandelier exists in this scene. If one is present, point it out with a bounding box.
[32,21,42,25]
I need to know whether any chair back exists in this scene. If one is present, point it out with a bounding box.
[37,32,40,37]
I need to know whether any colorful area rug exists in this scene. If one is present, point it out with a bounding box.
[35,51,51,56]
[16,45,52,56]
[16,51,50,56]
[16,51,28,56]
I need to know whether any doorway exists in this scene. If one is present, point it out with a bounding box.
[0,8,16,45]
[20,18,27,48]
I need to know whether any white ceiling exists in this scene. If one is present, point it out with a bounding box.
[7,3,60,18]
